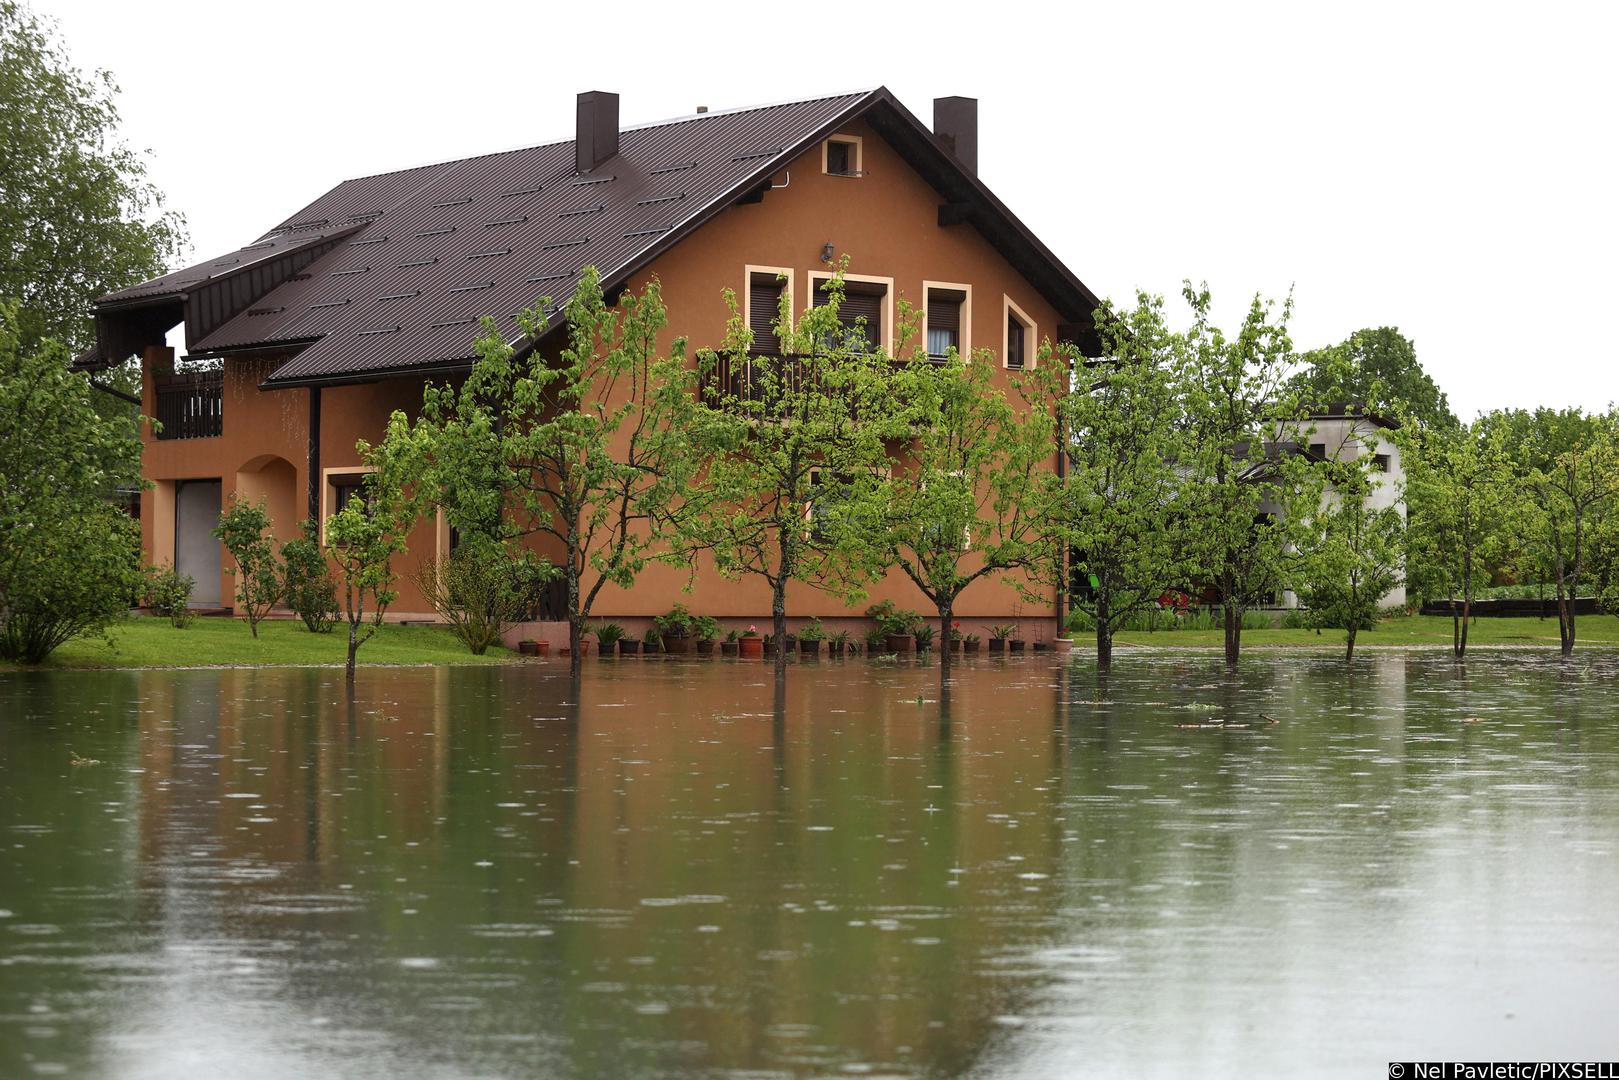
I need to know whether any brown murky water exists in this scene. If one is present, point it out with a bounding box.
[3,652,1618,1078]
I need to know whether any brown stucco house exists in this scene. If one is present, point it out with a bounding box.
[81,87,1103,645]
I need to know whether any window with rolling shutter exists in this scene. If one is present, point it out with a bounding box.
[837,285,883,352]
[926,289,964,362]
[749,273,785,355]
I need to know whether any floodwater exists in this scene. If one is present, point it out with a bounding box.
[3,652,1618,1078]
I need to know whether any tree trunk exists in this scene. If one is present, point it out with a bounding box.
[567,562,583,677]
[1095,593,1112,671]
[938,600,953,679]
[346,621,359,681]
[1345,624,1357,662]
[772,576,788,677]
[1223,599,1241,670]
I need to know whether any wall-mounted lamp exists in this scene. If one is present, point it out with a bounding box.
[820,243,835,264]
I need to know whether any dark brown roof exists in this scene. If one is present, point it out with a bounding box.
[93,88,1103,387]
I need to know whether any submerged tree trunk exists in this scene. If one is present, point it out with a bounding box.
[1095,593,1113,671]
[771,574,788,678]
[567,561,583,677]
[1345,624,1357,662]
[938,599,953,679]
[1223,598,1241,670]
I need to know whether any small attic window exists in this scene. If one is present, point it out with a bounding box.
[823,135,862,177]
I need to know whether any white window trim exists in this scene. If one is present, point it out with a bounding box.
[821,134,864,177]
[320,464,377,546]
[808,270,895,356]
[1003,295,1037,370]
[921,280,973,362]
[743,265,795,345]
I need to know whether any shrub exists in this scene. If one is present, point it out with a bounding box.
[212,495,281,637]
[144,562,196,628]
[0,504,143,664]
[1280,607,1312,629]
[280,521,338,633]
[414,542,550,655]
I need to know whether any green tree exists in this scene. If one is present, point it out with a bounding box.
[324,416,422,679]
[0,301,144,662]
[1294,455,1405,661]
[1293,327,1456,431]
[683,268,899,675]
[0,1,185,398]
[1062,292,1191,669]
[400,268,694,674]
[1507,408,1619,655]
[1179,284,1321,669]
[413,539,553,656]
[212,495,280,637]
[1397,420,1512,657]
[280,520,338,633]
[878,341,1066,677]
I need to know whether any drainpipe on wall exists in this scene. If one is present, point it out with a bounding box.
[306,386,322,522]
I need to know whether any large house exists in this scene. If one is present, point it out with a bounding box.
[80,88,1104,644]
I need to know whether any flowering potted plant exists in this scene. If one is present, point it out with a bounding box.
[948,621,964,654]
[721,628,741,657]
[738,625,764,659]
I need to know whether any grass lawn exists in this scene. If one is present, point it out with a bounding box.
[1100,613,1619,652]
[7,616,513,670]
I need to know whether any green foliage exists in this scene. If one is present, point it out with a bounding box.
[592,622,626,646]
[796,618,826,642]
[642,624,662,645]
[681,264,900,673]
[990,623,1017,640]
[1063,291,1193,666]
[1295,458,1405,660]
[865,600,923,637]
[325,415,423,678]
[399,267,695,669]
[654,603,696,638]
[0,304,145,662]
[212,495,281,637]
[1294,327,1456,431]
[1178,283,1323,667]
[142,562,195,628]
[0,1,186,354]
[280,521,338,633]
[691,615,721,642]
[913,624,935,650]
[414,540,552,655]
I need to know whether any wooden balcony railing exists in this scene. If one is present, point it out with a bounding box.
[701,352,906,419]
[154,370,223,440]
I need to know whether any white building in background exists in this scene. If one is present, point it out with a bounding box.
[1274,405,1407,610]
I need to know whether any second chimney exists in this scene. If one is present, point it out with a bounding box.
[576,91,620,173]
[932,96,978,175]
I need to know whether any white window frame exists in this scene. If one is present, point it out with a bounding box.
[808,271,895,356]
[821,134,864,177]
[922,280,973,363]
[1003,295,1037,370]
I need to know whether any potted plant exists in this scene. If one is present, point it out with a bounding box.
[519,639,541,657]
[913,624,935,653]
[642,625,663,655]
[989,623,1015,654]
[963,632,981,654]
[1009,633,1026,653]
[949,621,963,654]
[798,619,825,656]
[864,625,890,655]
[738,624,763,659]
[721,628,741,658]
[828,629,850,658]
[693,615,720,657]
[868,600,919,655]
[764,633,794,658]
[594,623,626,656]
[656,604,694,655]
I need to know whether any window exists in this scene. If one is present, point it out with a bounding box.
[320,466,377,545]
[747,270,789,356]
[1309,442,1327,461]
[1373,453,1391,473]
[822,135,862,177]
[810,273,892,355]
[331,474,370,516]
[1003,297,1036,369]
[925,286,967,363]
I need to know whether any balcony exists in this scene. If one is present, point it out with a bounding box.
[154,370,223,440]
[702,351,914,422]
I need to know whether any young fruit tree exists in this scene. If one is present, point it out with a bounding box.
[1178,284,1321,668]
[681,268,899,675]
[1397,420,1511,658]
[1062,292,1191,669]
[1294,448,1405,661]
[876,331,1066,678]
[323,415,422,679]
[212,495,281,637]
[399,267,693,674]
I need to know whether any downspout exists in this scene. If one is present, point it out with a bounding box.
[306,386,322,522]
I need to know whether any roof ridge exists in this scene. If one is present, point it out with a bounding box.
[324,88,880,189]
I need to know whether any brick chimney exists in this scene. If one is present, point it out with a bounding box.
[576,91,619,173]
[933,96,978,175]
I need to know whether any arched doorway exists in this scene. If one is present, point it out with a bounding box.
[234,455,301,546]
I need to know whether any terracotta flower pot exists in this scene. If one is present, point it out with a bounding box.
[739,636,763,659]
[536,640,550,657]
[721,641,740,657]
[886,633,916,654]
[518,641,540,657]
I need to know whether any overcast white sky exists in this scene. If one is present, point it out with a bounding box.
[34,0,1617,420]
